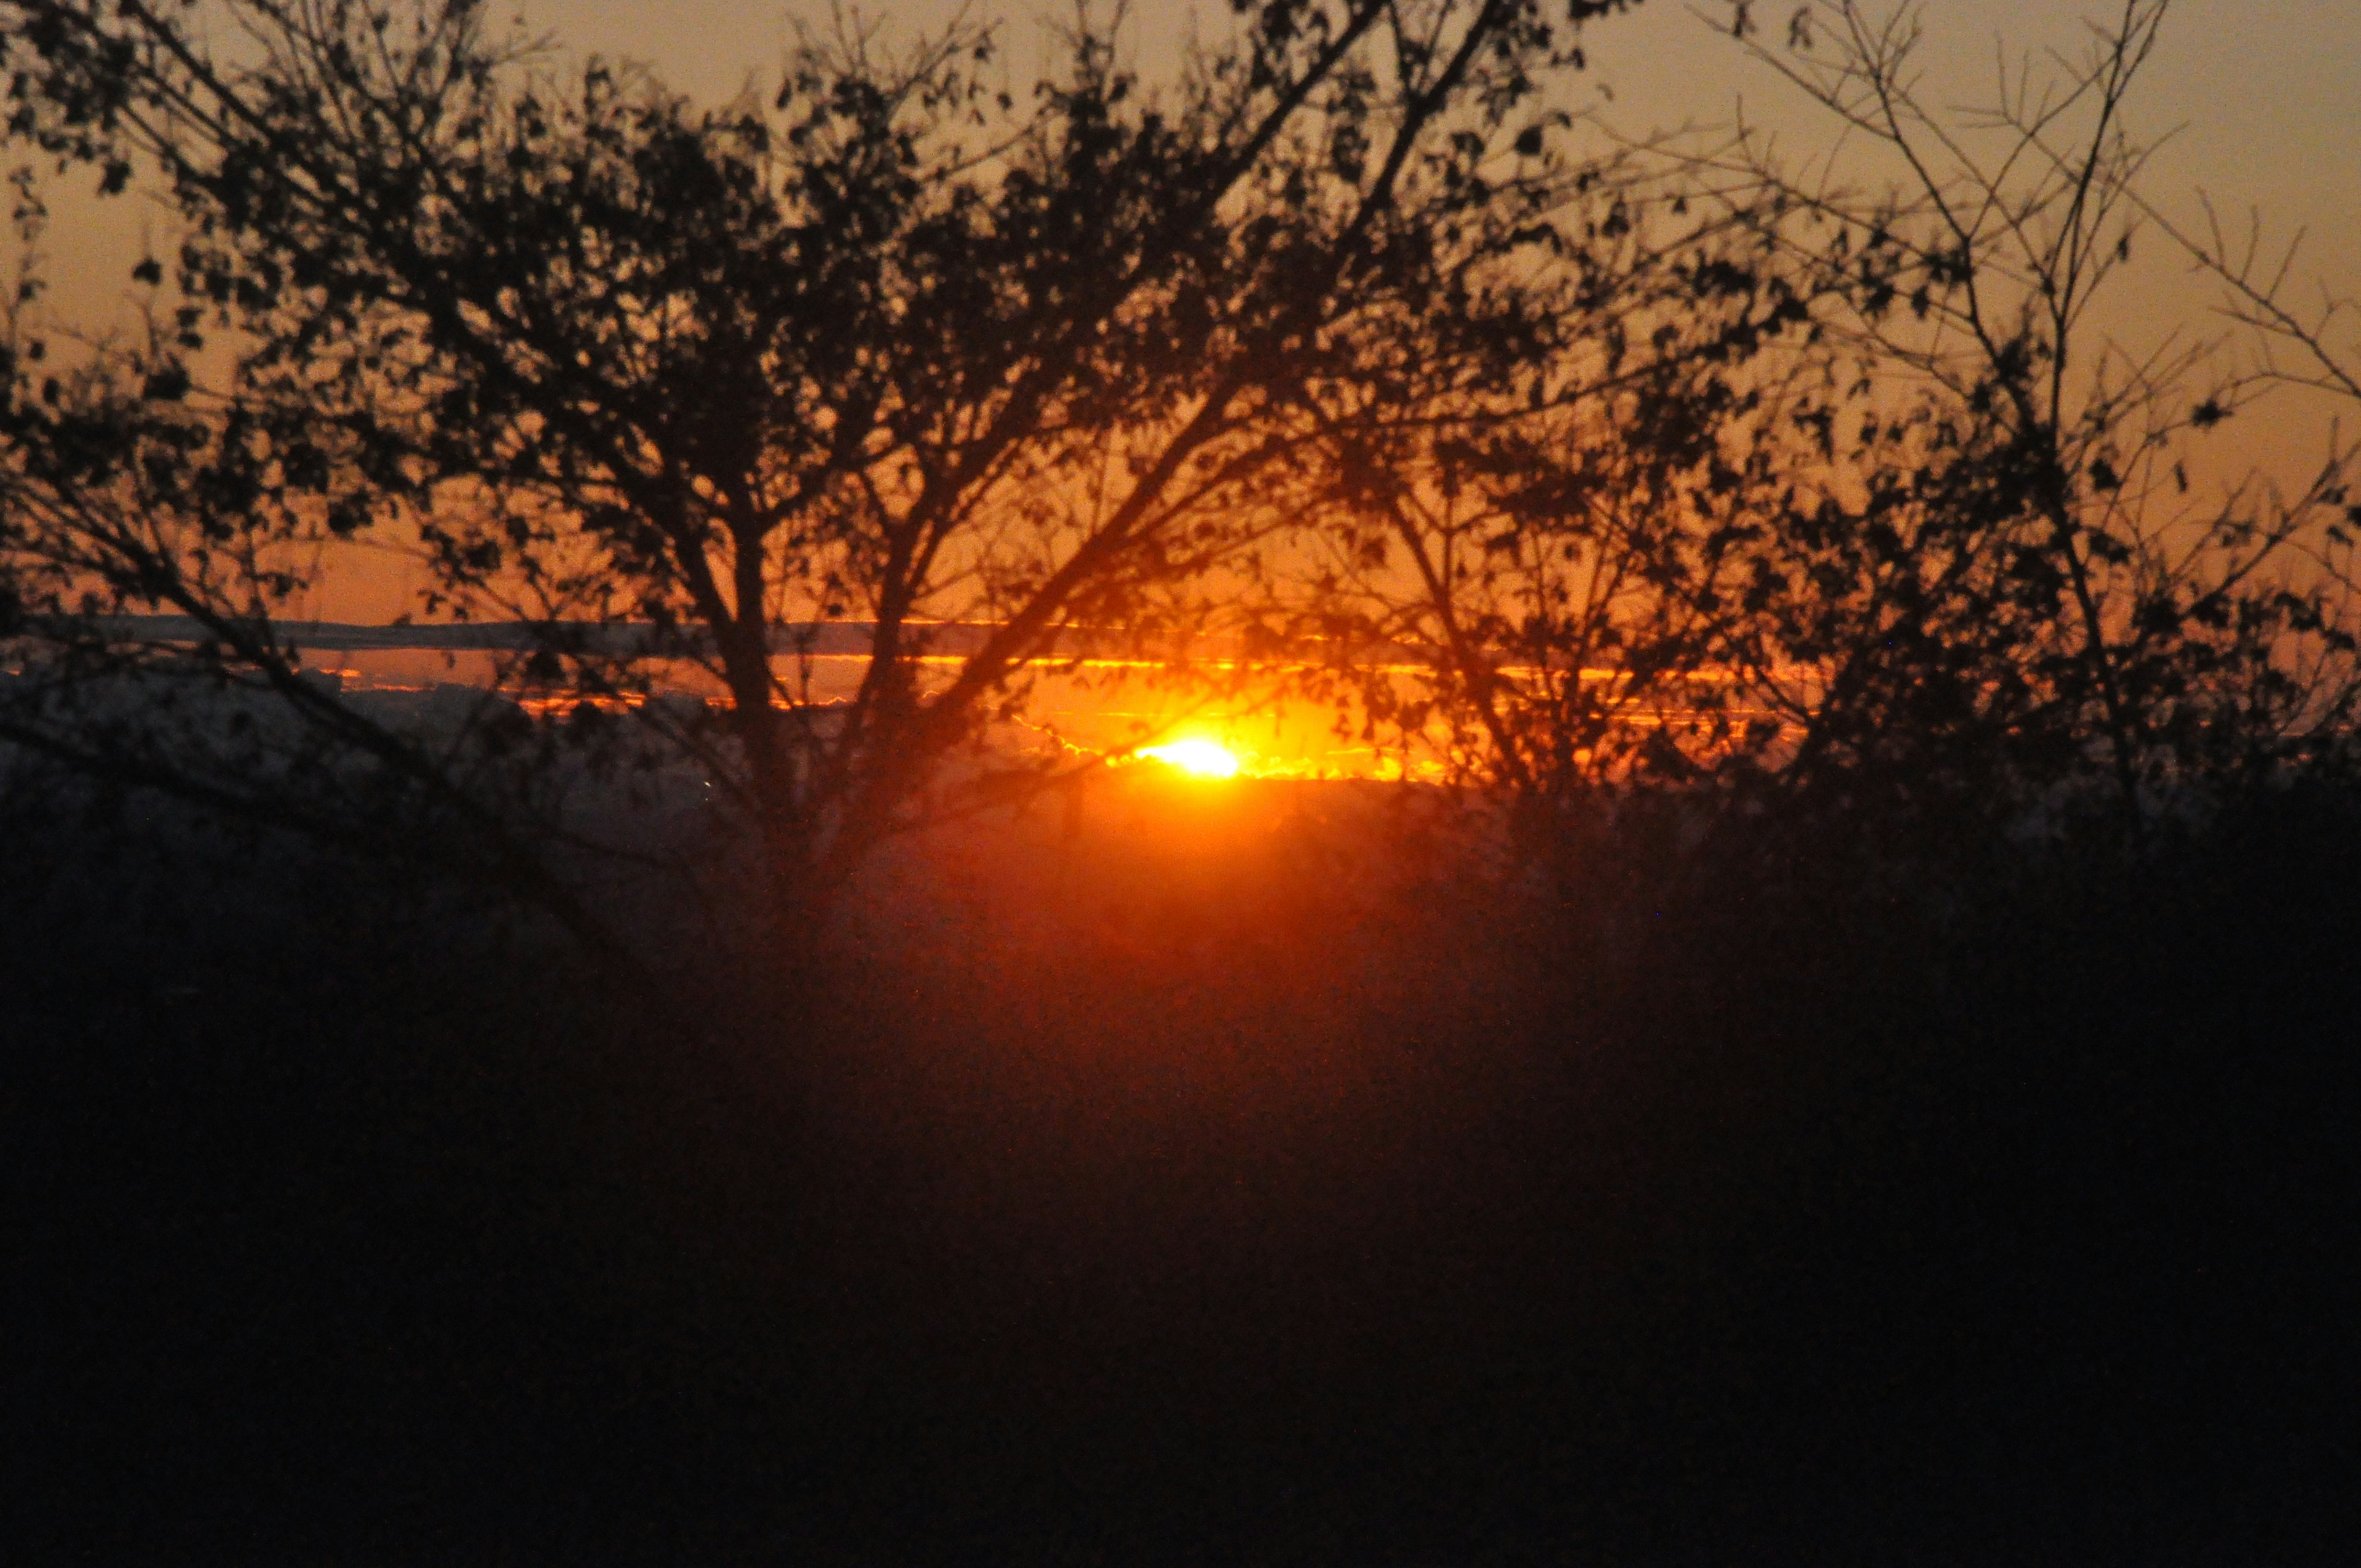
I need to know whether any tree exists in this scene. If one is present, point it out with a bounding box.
[1312,0,2361,870]
[1700,0,2361,827]
[1253,153,1827,806]
[0,0,1637,944]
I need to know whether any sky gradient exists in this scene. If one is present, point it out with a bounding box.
[22,0,2359,622]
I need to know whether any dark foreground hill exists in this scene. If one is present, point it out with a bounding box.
[6,771,2358,1564]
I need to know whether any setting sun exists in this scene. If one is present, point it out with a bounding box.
[1138,738,1243,778]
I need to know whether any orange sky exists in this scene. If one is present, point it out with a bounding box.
[23,0,2359,624]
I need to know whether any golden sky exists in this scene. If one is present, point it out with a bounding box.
[23,1,2359,624]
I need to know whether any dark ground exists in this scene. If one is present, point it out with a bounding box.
[6,770,2359,1564]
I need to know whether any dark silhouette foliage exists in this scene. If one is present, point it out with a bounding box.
[1279,0,2361,873]
[3,0,2355,920]
[3,5,2359,1558]
[7,765,2359,1563]
[0,0,1642,924]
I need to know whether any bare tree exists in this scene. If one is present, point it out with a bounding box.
[1274,0,2361,868]
[1265,159,1823,798]
[1664,0,2361,827]
[2137,194,2361,413]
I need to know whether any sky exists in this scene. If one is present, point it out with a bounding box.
[512,0,2359,241]
[515,0,2361,363]
[22,0,2360,622]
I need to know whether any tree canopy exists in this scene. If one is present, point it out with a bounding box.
[1,0,1643,908]
[3,0,2357,949]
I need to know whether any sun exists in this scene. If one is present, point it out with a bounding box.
[1138,737,1243,778]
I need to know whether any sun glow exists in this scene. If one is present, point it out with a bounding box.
[1137,737,1243,778]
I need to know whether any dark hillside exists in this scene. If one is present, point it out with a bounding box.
[6,774,2359,1563]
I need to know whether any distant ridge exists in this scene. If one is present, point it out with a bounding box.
[69,616,1002,657]
[36,616,1605,674]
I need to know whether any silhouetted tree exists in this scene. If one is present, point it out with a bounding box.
[1704,0,2361,825]
[0,0,1635,935]
[1267,167,1821,795]
[1302,0,2361,869]
[8,0,2353,959]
